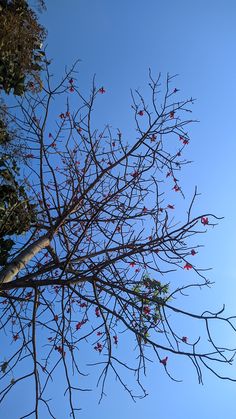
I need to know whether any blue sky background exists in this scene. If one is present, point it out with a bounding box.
[4,0,236,417]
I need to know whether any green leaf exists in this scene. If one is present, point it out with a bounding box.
[1,361,8,374]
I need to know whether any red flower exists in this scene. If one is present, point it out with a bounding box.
[55,345,66,356]
[99,87,106,94]
[59,113,65,119]
[131,170,139,178]
[138,110,144,116]
[13,334,19,341]
[142,206,148,213]
[50,142,56,148]
[76,322,83,330]
[143,306,151,315]
[54,315,58,322]
[94,342,103,352]
[129,262,136,267]
[166,171,172,177]
[95,307,100,317]
[184,263,192,270]
[201,217,209,225]
[66,111,70,117]
[160,356,168,366]
[113,335,118,345]
[167,204,174,209]
[69,78,74,84]
[182,336,188,343]
[179,136,189,145]
[173,184,180,192]
[116,226,121,232]
[25,154,34,159]
[69,86,74,92]
[169,111,175,119]
[97,331,102,336]
[150,134,156,142]
[191,249,196,256]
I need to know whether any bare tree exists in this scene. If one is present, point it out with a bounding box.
[0,62,235,418]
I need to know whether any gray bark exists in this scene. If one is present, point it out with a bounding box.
[0,235,50,284]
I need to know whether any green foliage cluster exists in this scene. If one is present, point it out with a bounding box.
[0,118,11,145]
[133,274,169,300]
[0,0,46,95]
[0,154,36,265]
[0,110,36,265]
[0,0,44,263]
[132,274,169,343]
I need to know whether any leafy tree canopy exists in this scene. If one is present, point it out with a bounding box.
[0,0,46,95]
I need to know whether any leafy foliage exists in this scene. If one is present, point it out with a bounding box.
[0,0,46,95]
[0,154,36,264]
[0,105,36,264]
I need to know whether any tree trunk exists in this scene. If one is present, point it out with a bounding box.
[0,235,50,284]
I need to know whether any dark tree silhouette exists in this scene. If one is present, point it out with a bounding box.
[0,0,46,96]
[0,62,235,418]
[0,0,46,266]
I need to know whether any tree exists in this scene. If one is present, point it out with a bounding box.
[0,0,46,96]
[0,103,37,265]
[0,0,45,263]
[0,63,235,418]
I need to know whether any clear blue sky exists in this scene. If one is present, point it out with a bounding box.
[6,0,236,417]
